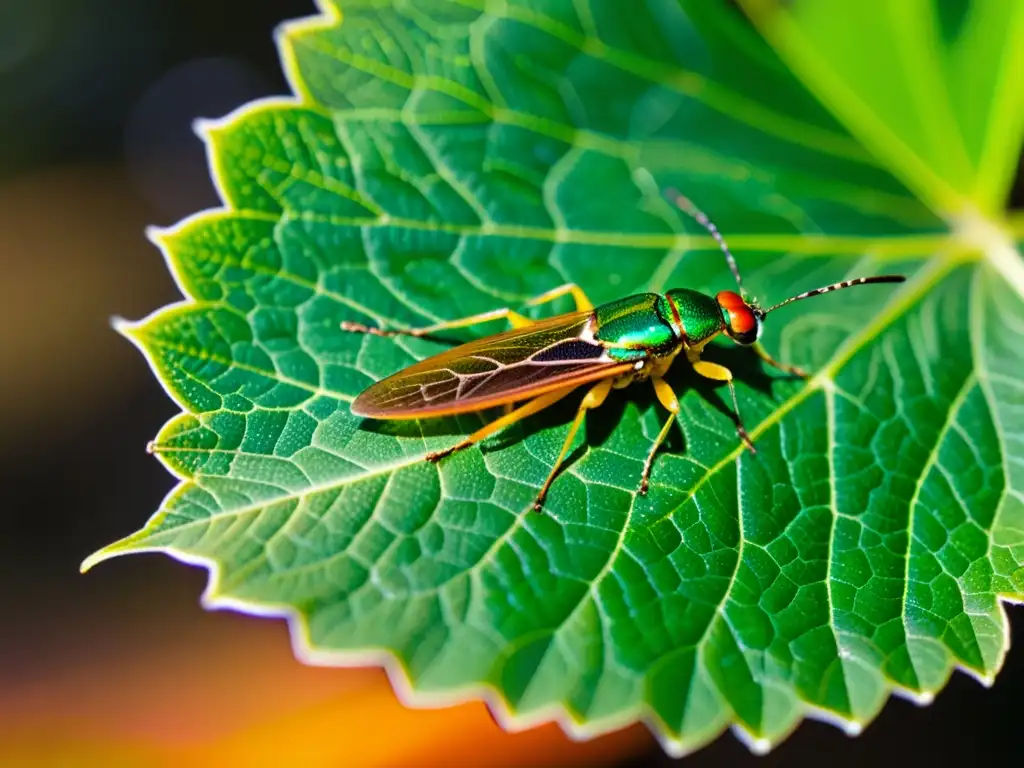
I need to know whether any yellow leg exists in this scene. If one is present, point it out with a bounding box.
[341,282,593,337]
[690,356,756,453]
[524,282,593,312]
[753,342,808,378]
[639,376,681,495]
[532,378,614,512]
[425,385,578,463]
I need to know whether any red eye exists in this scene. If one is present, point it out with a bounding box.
[716,290,745,311]
[730,305,756,335]
[716,291,756,335]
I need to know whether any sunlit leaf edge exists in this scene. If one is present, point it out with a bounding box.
[82,0,1024,757]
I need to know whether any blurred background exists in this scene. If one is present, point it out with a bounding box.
[0,0,1020,765]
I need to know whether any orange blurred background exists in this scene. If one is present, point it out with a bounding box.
[0,1,1020,766]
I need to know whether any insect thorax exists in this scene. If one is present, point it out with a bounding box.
[592,293,679,361]
[664,288,725,344]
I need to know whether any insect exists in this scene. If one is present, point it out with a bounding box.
[342,191,905,512]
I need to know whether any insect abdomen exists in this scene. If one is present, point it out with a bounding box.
[593,293,678,360]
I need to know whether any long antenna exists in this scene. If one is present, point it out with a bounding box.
[760,275,906,316]
[665,188,745,297]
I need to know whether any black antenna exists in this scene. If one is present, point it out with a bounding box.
[665,189,745,297]
[760,275,906,316]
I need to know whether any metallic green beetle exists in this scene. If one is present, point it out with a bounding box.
[342,192,905,511]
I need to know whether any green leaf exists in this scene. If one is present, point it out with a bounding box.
[87,0,1024,755]
[743,0,1024,217]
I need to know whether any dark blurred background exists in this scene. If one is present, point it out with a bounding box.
[0,0,1020,765]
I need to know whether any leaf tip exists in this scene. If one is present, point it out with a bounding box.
[843,720,863,737]
[192,117,219,142]
[898,688,935,707]
[748,737,772,756]
[81,523,165,574]
[110,315,141,339]
[80,544,119,573]
[731,725,773,756]
[79,551,103,574]
[145,224,170,248]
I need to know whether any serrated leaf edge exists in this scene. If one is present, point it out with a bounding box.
[82,0,1024,757]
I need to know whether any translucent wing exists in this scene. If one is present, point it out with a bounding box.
[351,312,636,419]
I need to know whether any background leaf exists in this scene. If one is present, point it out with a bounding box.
[87,0,1024,755]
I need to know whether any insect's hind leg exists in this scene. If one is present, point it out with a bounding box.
[524,282,593,312]
[689,356,756,453]
[532,378,614,512]
[425,386,577,464]
[340,283,594,337]
[342,306,534,337]
[639,376,681,495]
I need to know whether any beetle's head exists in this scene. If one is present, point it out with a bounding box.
[717,276,910,348]
[660,187,907,351]
[716,290,761,346]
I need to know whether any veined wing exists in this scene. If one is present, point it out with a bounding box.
[351,311,636,419]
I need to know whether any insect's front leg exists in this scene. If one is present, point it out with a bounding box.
[340,283,594,338]
[752,342,808,379]
[688,353,756,453]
